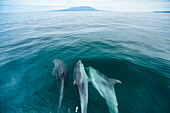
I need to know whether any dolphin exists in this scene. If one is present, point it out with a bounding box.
[73,60,89,113]
[88,66,121,113]
[53,59,68,113]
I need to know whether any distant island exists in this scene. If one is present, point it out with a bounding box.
[153,11,170,13]
[52,6,101,11]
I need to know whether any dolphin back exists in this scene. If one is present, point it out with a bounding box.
[88,66,121,113]
[74,60,89,113]
[53,59,68,113]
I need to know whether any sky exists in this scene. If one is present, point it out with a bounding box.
[0,0,170,13]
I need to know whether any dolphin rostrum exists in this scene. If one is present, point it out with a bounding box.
[73,60,89,113]
[53,59,68,113]
[88,66,121,113]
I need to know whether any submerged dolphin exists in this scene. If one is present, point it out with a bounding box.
[53,59,68,113]
[73,60,89,113]
[88,67,121,113]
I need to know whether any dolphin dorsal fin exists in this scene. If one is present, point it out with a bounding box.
[109,78,122,85]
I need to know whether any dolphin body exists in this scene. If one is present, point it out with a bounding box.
[88,67,121,113]
[73,60,89,113]
[53,59,68,113]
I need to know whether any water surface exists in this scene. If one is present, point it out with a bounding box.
[0,12,170,113]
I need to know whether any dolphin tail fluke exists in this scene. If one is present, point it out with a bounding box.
[58,81,64,113]
[109,78,122,85]
[58,106,61,113]
[58,96,63,113]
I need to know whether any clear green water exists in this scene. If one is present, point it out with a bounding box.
[0,12,170,113]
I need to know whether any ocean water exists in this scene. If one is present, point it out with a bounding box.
[0,12,170,113]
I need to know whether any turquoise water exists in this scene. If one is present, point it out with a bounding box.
[0,12,170,113]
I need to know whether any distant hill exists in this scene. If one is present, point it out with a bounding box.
[52,6,101,11]
[153,11,170,13]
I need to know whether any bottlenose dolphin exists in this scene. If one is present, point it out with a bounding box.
[53,59,68,113]
[73,60,89,113]
[88,67,121,113]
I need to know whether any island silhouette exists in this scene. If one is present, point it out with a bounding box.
[153,11,170,13]
[52,6,101,11]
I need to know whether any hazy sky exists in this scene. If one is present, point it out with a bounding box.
[0,0,170,13]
